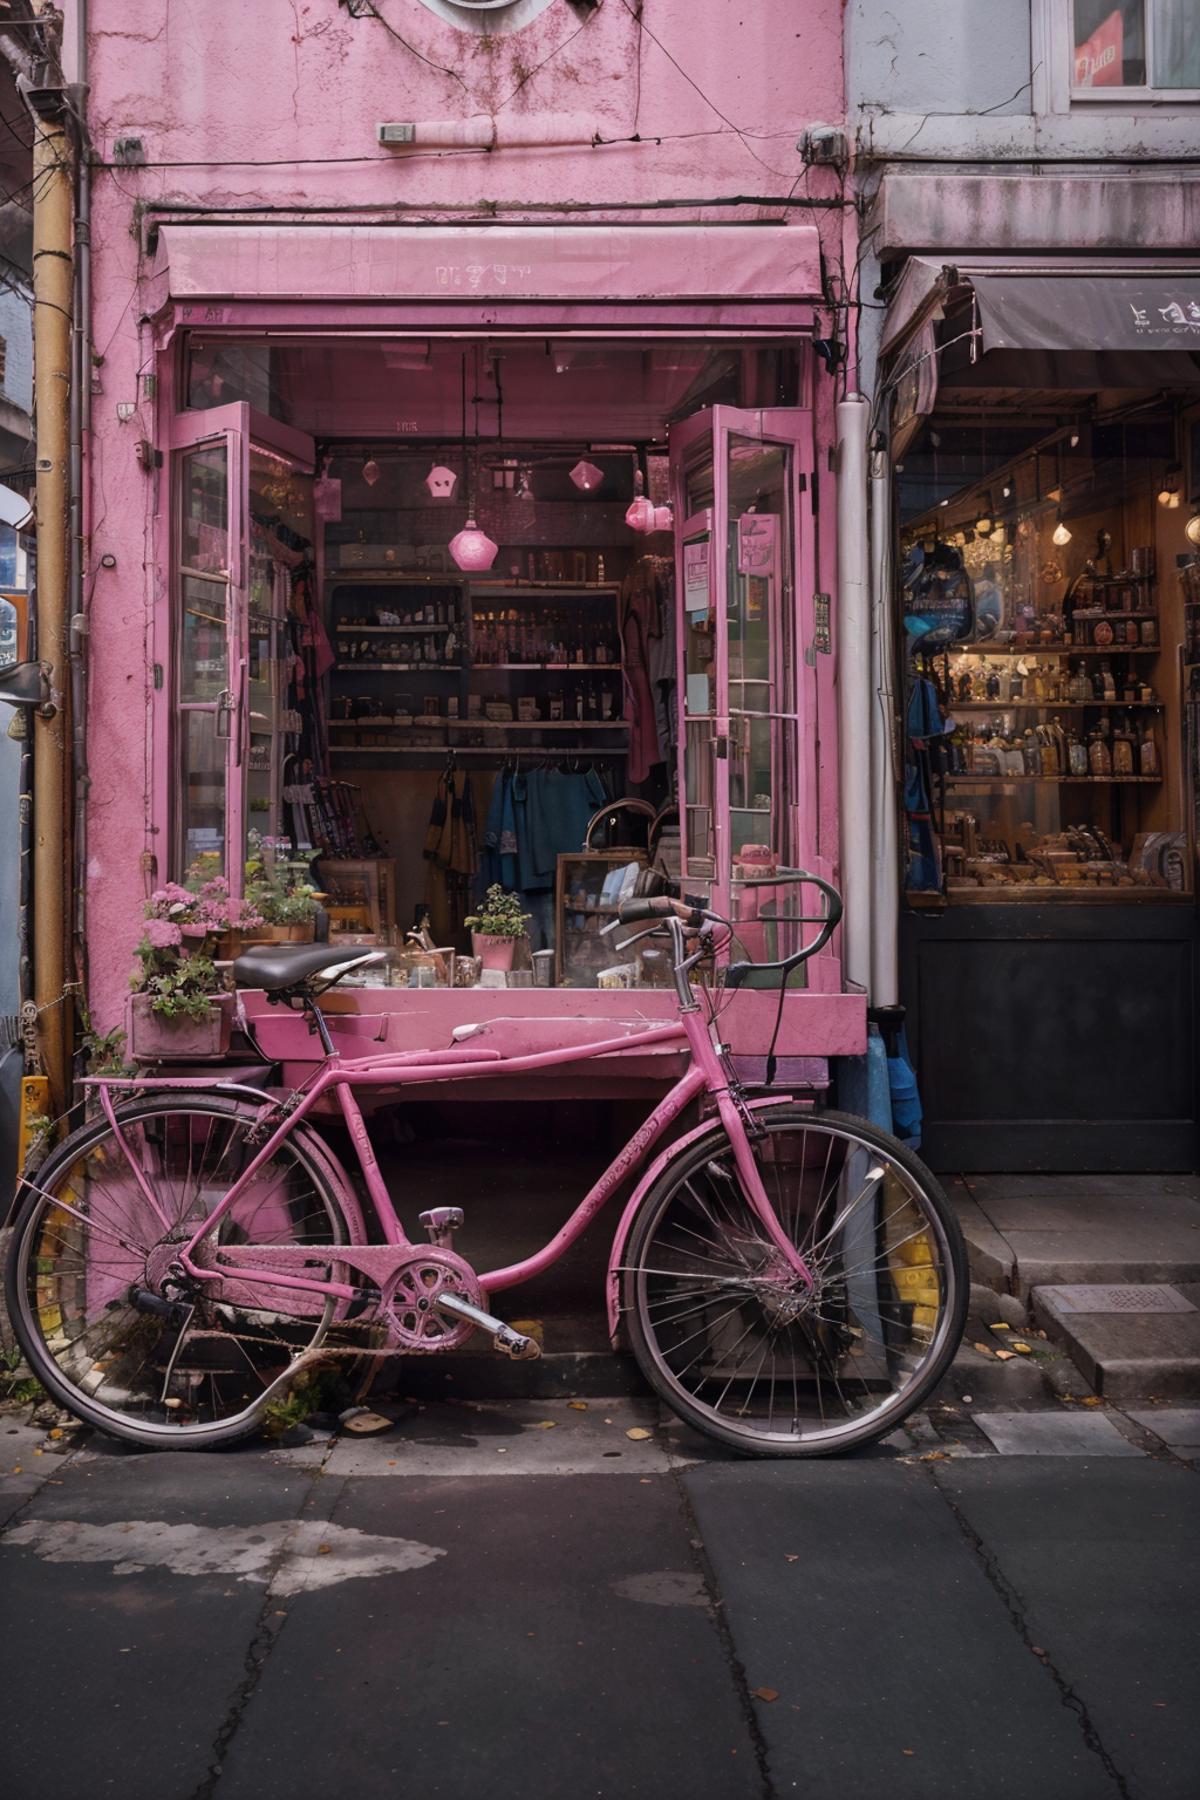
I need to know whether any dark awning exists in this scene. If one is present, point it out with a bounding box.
[880,255,1200,361]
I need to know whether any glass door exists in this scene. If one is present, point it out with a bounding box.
[670,406,814,927]
[171,405,315,893]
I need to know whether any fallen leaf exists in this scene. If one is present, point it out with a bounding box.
[1011,1341,1032,1354]
[784,1554,800,1563]
[626,1427,652,1441]
[752,1687,779,1703]
[993,1349,1016,1361]
[988,1323,1012,1333]
[901,1749,915,1757]
[532,1420,558,1430]
[1031,1646,1048,1659]
[972,1341,995,1356]
[317,1544,332,1555]
[48,1428,63,1439]
[567,1401,588,1411]
[920,1450,949,1461]
[1081,1396,1103,1407]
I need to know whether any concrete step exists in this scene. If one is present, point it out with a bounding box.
[1032,1283,1200,1401]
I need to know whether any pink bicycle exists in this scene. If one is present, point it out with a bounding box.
[6,882,968,1457]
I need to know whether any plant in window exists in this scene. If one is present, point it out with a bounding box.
[245,832,320,931]
[464,883,531,972]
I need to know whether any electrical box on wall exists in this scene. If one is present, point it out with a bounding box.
[377,123,415,147]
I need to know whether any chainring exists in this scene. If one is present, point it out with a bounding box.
[377,1246,484,1353]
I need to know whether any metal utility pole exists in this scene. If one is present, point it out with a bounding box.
[26,7,73,1114]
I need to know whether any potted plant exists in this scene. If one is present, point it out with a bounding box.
[127,886,237,1061]
[464,884,531,973]
[245,833,320,943]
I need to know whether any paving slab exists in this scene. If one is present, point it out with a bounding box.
[1127,1407,1200,1448]
[1034,1286,1200,1399]
[939,1458,1200,1800]
[683,1460,1103,1800]
[964,1173,1200,1202]
[1004,1227,1200,1298]
[968,1190,1200,1232]
[213,1472,759,1800]
[0,1445,322,1798]
[973,1409,1143,1456]
[950,1192,1016,1288]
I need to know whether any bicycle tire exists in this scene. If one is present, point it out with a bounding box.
[6,1094,359,1450]
[623,1107,968,1458]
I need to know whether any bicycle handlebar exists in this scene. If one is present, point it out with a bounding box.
[617,873,843,975]
[617,896,706,930]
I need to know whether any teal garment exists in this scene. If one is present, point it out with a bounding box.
[513,767,608,892]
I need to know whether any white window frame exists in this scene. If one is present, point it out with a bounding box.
[1033,0,1200,110]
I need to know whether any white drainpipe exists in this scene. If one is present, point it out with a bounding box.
[835,396,872,995]
[869,437,900,1007]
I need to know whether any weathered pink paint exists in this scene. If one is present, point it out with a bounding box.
[80,1,854,1074]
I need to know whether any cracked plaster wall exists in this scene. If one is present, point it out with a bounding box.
[79,0,849,1024]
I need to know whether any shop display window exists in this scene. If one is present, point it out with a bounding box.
[899,417,1195,902]
[167,339,820,990]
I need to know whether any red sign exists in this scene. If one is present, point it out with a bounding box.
[1075,10,1125,86]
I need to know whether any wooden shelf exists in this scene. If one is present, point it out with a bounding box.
[333,623,455,634]
[329,720,626,733]
[334,662,460,673]
[944,774,1162,785]
[948,701,1163,711]
[952,644,1160,657]
[470,662,623,672]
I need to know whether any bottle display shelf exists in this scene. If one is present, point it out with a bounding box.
[948,701,1163,712]
[951,644,1159,657]
[944,773,1162,785]
[470,662,625,672]
[333,623,455,634]
[334,662,461,673]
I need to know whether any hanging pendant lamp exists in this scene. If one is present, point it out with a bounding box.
[449,518,498,572]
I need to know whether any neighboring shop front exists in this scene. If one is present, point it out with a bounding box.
[876,255,1200,1169]
[107,220,863,1093]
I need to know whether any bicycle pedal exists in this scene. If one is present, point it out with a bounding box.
[434,1292,542,1361]
[419,1206,464,1248]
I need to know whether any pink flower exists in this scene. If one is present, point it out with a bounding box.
[144,918,182,949]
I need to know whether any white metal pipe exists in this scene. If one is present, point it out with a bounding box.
[835,395,872,995]
[869,440,900,1006]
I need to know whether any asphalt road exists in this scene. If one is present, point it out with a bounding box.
[0,1396,1195,1800]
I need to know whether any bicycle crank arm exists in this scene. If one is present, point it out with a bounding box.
[434,1293,541,1360]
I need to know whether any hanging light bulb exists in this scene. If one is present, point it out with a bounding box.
[974,492,995,537]
[1052,511,1072,547]
[448,518,498,572]
[1069,431,1080,448]
[361,457,381,487]
[625,470,673,534]
[1002,482,1012,499]
[425,463,456,500]
[1158,464,1183,507]
[570,458,604,493]
[1186,511,1200,548]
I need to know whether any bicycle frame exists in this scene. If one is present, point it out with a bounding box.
[95,989,815,1320]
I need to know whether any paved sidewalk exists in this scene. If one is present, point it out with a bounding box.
[1,1395,1196,1800]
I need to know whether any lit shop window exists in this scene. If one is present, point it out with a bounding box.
[1072,1,1200,96]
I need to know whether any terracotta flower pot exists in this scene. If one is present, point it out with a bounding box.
[127,992,234,1064]
[471,932,517,972]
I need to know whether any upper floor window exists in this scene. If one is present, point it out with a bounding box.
[1070,2,1200,98]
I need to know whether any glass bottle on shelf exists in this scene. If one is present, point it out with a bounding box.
[1068,661,1091,704]
[1022,728,1040,775]
[1088,725,1112,777]
[1139,723,1160,777]
[1067,729,1088,776]
[1100,660,1116,702]
[1112,715,1136,777]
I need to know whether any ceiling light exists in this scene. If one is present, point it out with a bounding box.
[1002,483,1011,499]
[448,518,498,572]
[570,458,604,493]
[425,463,457,499]
[361,458,381,487]
[1069,432,1080,448]
[1158,464,1183,507]
[1052,512,1072,547]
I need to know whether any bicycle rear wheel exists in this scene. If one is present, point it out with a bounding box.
[5,1095,357,1449]
[624,1108,968,1457]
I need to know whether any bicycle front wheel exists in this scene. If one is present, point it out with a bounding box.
[6,1095,357,1450]
[624,1108,968,1457]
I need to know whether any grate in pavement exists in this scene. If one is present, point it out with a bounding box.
[1041,1284,1196,1315]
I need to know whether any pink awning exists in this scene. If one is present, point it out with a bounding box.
[152,222,823,307]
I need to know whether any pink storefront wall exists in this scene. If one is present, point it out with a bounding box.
[79,1,852,1046]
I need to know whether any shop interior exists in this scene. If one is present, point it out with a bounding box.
[896,385,1200,903]
[178,336,804,987]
